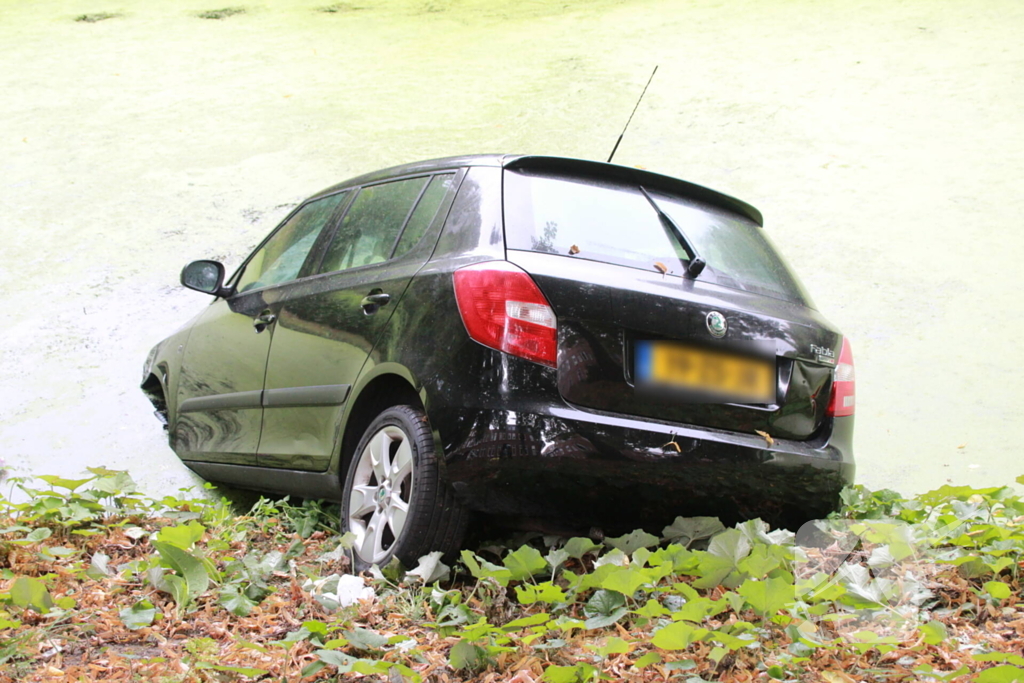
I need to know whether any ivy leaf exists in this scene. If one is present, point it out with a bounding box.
[976,665,1024,683]
[503,546,547,581]
[406,551,450,584]
[343,627,388,652]
[219,584,258,616]
[449,639,486,670]
[585,589,625,618]
[563,537,600,559]
[462,551,512,586]
[584,607,627,630]
[152,541,209,603]
[545,547,570,574]
[707,529,752,565]
[651,621,707,650]
[918,620,947,645]
[155,521,206,550]
[634,652,662,668]
[985,580,1012,601]
[516,582,568,605]
[86,552,112,580]
[119,600,157,630]
[662,517,725,547]
[10,577,54,614]
[604,529,659,555]
[737,576,795,616]
[600,565,651,596]
[38,475,93,491]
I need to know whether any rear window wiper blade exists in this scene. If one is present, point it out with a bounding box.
[638,186,706,277]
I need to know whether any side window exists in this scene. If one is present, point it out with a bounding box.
[236,192,348,293]
[393,173,456,259]
[318,177,429,274]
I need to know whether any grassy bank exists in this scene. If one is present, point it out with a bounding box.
[1,470,1022,682]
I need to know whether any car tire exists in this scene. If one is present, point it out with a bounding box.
[341,404,468,573]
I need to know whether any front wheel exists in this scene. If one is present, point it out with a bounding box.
[341,405,468,573]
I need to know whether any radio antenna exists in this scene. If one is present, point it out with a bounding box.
[606,65,658,164]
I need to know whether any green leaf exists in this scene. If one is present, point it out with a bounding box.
[86,552,112,580]
[595,636,630,656]
[651,621,706,650]
[38,475,93,491]
[600,565,651,596]
[585,589,625,617]
[219,584,258,616]
[985,581,1012,600]
[10,576,54,614]
[634,652,662,668]
[563,537,600,559]
[662,517,725,547]
[462,551,512,586]
[737,576,795,616]
[919,620,947,645]
[584,607,628,630]
[119,600,157,630]
[975,654,1024,667]
[503,546,547,581]
[343,627,389,652]
[707,528,751,565]
[545,547,570,574]
[153,541,209,603]
[449,639,486,670]
[516,581,568,605]
[543,663,597,683]
[977,665,1024,683]
[502,613,551,631]
[604,529,660,555]
[155,521,206,550]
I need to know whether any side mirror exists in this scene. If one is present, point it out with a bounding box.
[181,260,231,297]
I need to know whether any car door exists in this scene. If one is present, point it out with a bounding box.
[257,171,462,471]
[173,190,351,464]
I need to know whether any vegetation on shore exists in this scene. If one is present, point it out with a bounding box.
[1,469,1022,682]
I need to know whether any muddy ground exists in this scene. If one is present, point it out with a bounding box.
[1,0,1022,497]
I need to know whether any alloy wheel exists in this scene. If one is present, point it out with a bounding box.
[347,425,415,565]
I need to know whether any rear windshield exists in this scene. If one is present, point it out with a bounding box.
[503,169,811,306]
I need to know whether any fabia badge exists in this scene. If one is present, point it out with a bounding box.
[706,311,727,338]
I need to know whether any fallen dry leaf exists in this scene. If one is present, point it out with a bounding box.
[653,261,668,274]
[662,439,681,452]
[755,430,774,446]
[568,244,580,255]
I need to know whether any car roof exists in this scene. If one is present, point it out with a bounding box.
[312,154,763,226]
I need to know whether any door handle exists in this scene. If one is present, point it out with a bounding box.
[253,312,276,333]
[360,292,391,314]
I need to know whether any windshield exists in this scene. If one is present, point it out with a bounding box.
[503,169,811,306]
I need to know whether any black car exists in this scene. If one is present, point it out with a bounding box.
[143,155,855,570]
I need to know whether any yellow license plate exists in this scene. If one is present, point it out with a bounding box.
[637,341,775,404]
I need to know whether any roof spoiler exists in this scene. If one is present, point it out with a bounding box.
[501,155,764,227]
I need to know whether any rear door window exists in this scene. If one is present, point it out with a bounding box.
[318,177,429,274]
[393,173,456,259]
[503,169,809,305]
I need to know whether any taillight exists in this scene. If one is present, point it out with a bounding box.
[827,337,855,417]
[453,261,557,367]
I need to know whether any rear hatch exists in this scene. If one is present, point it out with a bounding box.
[502,159,840,441]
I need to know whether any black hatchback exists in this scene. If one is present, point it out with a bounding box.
[143,155,855,571]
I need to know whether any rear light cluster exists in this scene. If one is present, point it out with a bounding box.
[453,261,557,367]
[826,337,855,417]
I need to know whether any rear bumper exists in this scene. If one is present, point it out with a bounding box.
[436,403,854,531]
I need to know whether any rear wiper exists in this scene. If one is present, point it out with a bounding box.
[638,186,706,277]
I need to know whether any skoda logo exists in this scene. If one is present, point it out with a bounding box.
[706,311,727,338]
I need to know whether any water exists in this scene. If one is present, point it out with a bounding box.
[2,0,1023,497]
